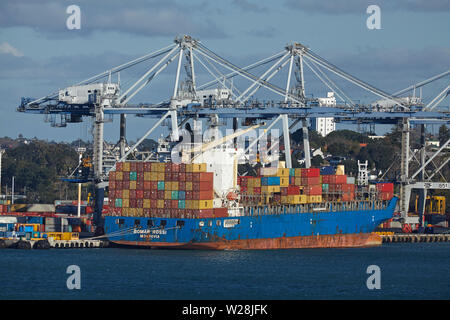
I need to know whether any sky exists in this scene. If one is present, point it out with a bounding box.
[0,0,449,142]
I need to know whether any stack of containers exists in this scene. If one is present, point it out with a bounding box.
[108,162,221,219]
[376,183,394,200]
[301,168,322,203]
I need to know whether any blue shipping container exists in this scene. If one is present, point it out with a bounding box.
[320,166,335,175]
[261,177,280,186]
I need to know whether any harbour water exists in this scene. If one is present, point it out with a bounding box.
[1,243,449,300]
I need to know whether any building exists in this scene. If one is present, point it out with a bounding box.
[311,92,336,137]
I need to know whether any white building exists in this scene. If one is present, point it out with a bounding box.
[311,92,336,137]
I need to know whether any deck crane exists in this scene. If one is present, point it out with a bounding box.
[16,35,450,234]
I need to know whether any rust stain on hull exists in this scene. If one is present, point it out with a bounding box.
[113,233,382,250]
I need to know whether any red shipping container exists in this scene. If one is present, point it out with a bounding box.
[239,176,249,187]
[170,172,178,181]
[179,163,186,172]
[287,186,300,195]
[178,172,186,181]
[137,172,144,181]
[144,181,151,190]
[302,176,320,185]
[130,162,137,171]
[171,200,178,209]
[164,200,171,208]
[213,208,228,217]
[240,186,248,193]
[157,190,164,199]
[137,181,144,190]
[136,199,143,208]
[123,174,130,181]
[157,208,164,216]
[304,168,320,177]
[115,181,123,189]
[150,200,157,208]
[171,163,180,172]
[186,191,193,200]
[341,193,355,201]
[129,190,136,199]
[143,208,151,217]
[116,162,123,171]
[281,187,288,196]
[137,162,144,172]
[341,184,355,193]
[379,191,393,200]
[198,172,213,182]
[150,181,158,190]
[377,183,394,193]
[179,181,186,190]
[192,190,214,200]
[150,190,157,200]
[253,187,261,194]
[165,172,171,180]
[109,180,116,189]
[186,173,193,181]
[136,190,144,199]
[197,209,214,218]
[144,191,151,199]
[305,185,322,195]
[109,171,116,181]
[193,181,213,191]
[144,163,151,171]
[322,175,331,184]
[130,199,137,208]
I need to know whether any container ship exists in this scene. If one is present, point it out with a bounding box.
[103,145,397,249]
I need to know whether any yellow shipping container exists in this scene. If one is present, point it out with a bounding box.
[143,199,151,209]
[254,178,261,187]
[186,181,193,191]
[122,190,130,199]
[157,172,165,180]
[186,164,193,172]
[294,168,302,177]
[247,187,254,194]
[150,172,158,181]
[129,181,137,190]
[123,162,130,172]
[172,181,179,190]
[190,200,199,209]
[144,172,151,181]
[281,195,288,203]
[277,168,290,177]
[165,181,172,190]
[199,200,213,209]
[157,199,164,209]
[116,171,123,180]
[122,199,130,208]
[295,177,302,186]
[307,195,322,203]
[289,195,307,204]
[136,208,143,216]
[280,177,289,187]
[164,190,172,200]
[192,163,207,172]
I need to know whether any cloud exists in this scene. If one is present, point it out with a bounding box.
[232,0,268,13]
[284,0,450,14]
[246,26,277,38]
[0,0,226,38]
[0,42,24,57]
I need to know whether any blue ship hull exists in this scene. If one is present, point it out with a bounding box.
[104,198,397,250]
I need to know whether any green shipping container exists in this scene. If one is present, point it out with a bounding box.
[178,200,185,209]
[157,181,165,190]
[171,191,179,200]
[130,171,137,181]
[115,198,123,208]
[289,168,295,176]
[322,184,329,192]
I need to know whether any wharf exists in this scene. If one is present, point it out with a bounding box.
[381,233,450,243]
